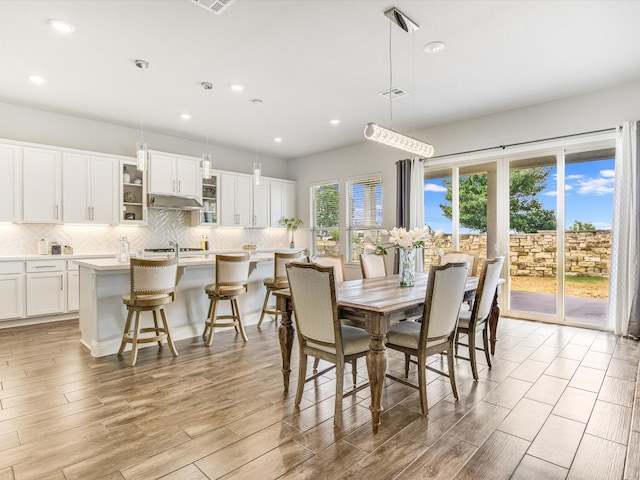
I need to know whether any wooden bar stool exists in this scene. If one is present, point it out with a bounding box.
[202,253,251,346]
[258,251,304,327]
[117,257,179,366]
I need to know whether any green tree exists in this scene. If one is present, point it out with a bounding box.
[440,167,557,233]
[569,220,595,231]
[314,183,339,227]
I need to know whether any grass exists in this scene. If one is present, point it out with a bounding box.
[510,275,609,299]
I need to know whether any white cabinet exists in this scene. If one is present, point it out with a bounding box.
[23,147,62,223]
[220,173,253,226]
[25,260,65,316]
[0,262,24,320]
[253,179,270,227]
[192,173,219,226]
[0,144,21,222]
[149,153,200,198]
[66,261,79,312]
[270,180,296,227]
[122,162,147,224]
[62,153,118,224]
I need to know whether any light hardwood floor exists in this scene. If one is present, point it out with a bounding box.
[0,316,639,479]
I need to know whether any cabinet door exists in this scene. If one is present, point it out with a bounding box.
[0,274,24,320]
[220,173,237,226]
[0,144,20,222]
[23,147,61,223]
[149,154,177,194]
[281,182,296,220]
[270,181,284,227]
[235,175,254,227]
[67,270,79,312]
[91,156,118,224]
[176,158,200,197]
[253,179,270,227]
[26,273,65,316]
[62,153,91,222]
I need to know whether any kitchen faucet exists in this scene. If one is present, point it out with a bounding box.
[169,240,179,259]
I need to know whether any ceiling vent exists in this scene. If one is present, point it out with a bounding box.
[191,0,236,14]
[378,86,410,100]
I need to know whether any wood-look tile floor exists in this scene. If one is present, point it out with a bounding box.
[0,317,639,480]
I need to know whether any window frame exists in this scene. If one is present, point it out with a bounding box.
[345,173,383,263]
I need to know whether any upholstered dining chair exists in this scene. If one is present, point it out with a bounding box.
[286,262,371,428]
[456,256,505,380]
[439,251,478,277]
[118,257,179,366]
[308,254,346,283]
[258,251,305,327]
[360,252,387,279]
[202,252,251,346]
[385,262,469,415]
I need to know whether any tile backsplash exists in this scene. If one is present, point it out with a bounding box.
[1,209,290,256]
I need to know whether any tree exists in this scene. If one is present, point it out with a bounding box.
[569,220,595,231]
[314,183,339,227]
[440,167,557,233]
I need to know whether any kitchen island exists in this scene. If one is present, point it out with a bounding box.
[76,250,303,357]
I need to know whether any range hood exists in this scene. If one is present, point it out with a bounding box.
[148,194,203,210]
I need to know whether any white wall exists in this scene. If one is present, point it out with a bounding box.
[290,80,640,265]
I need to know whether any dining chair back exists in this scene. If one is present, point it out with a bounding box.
[117,257,179,366]
[456,256,505,380]
[439,251,478,277]
[359,252,387,279]
[385,261,469,415]
[258,251,305,326]
[286,261,370,427]
[308,254,346,283]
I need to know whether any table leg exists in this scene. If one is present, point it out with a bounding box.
[488,289,500,355]
[277,295,294,391]
[365,314,387,434]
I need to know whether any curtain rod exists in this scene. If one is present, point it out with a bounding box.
[430,127,618,160]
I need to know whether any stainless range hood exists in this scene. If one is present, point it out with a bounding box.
[148,194,203,210]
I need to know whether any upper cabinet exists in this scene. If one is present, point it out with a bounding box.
[270,180,296,227]
[121,161,147,224]
[253,179,270,228]
[22,147,62,223]
[220,173,253,226]
[62,153,119,224]
[149,152,200,198]
[193,173,219,226]
[0,144,21,222]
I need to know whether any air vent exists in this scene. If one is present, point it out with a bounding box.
[191,0,236,14]
[378,87,410,100]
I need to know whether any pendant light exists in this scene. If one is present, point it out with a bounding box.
[251,98,262,185]
[201,81,213,179]
[364,7,434,158]
[135,59,149,171]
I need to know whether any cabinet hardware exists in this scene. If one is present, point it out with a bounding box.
[35,265,56,269]
[60,274,63,290]
[178,180,181,193]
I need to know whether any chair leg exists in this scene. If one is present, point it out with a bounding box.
[404,353,411,378]
[258,288,271,327]
[447,340,459,400]
[417,353,428,416]
[454,331,460,355]
[482,324,492,368]
[203,298,214,340]
[233,298,248,342]
[205,298,219,347]
[313,357,320,372]
[152,310,162,347]
[468,327,479,381]
[334,360,344,428]
[130,311,142,366]
[160,307,178,358]
[295,352,308,406]
[351,359,357,387]
[118,309,133,357]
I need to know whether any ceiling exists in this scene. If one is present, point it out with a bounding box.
[2,1,640,160]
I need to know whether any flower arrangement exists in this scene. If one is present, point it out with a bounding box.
[373,226,444,255]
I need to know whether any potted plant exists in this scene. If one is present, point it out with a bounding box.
[282,217,303,248]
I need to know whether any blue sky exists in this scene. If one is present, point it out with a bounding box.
[424,158,615,233]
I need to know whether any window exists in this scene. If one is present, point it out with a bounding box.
[311,182,339,255]
[347,175,382,262]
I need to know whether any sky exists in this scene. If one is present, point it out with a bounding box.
[424,158,615,234]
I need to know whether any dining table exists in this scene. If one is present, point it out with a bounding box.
[273,272,502,433]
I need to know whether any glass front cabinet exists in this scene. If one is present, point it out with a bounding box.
[121,161,147,224]
[193,173,218,226]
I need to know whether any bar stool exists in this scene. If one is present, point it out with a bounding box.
[202,252,251,346]
[117,257,179,367]
[258,251,304,327]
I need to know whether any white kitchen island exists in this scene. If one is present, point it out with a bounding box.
[76,251,301,357]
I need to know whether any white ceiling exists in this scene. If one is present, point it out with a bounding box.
[2,0,640,160]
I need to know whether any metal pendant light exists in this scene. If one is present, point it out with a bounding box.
[251,98,262,185]
[135,59,149,171]
[201,81,213,179]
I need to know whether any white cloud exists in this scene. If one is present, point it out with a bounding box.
[600,169,615,178]
[576,177,614,195]
[592,221,612,229]
[566,174,584,180]
[543,190,557,196]
[565,184,573,191]
[424,183,447,192]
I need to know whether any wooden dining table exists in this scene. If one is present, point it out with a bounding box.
[273,272,502,433]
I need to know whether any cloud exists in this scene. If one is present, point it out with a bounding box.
[424,183,447,192]
[592,221,612,229]
[565,184,573,191]
[543,190,557,196]
[575,177,614,195]
[600,169,615,178]
[566,174,584,180]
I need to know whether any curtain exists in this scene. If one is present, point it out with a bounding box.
[608,121,640,336]
[394,159,412,273]
[410,158,425,272]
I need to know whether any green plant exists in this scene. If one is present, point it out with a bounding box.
[281,217,303,232]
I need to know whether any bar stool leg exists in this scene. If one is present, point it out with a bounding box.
[233,298,249,342]
[258,287,271,327]
[202,299,214,340]
[160,307,178,357]
[152,310,162,347]
[205,298,219,347]
[118,310,134,357]
[130,311,142,366]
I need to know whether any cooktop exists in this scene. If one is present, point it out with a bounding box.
[145,247,204,253]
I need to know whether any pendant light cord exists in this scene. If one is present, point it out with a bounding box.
[388,19,393,130]
[139,65,144,141]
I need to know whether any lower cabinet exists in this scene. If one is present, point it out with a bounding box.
[0,262,24,320]
[67,262,79,312]
[25,260,66,317]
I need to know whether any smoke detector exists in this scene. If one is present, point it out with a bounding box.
[191,0,236,15]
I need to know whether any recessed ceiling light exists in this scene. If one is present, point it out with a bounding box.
[180,113,192,120]
[330,119,341,125]
[230,83,245,92]
[27,75,46,85]
[48,19,75,34]
[273,137,283,143]
[424,41,446,54]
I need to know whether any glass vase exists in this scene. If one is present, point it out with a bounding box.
[398,247,416,287]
